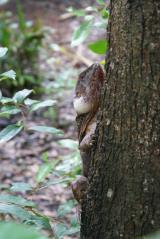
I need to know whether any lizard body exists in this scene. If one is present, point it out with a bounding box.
[71,63,104,203]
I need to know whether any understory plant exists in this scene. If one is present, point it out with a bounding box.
[0,46,80,239]
[0,4,43,95]
[68,0,109,57]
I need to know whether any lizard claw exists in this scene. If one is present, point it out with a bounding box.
[89,134,96,146]
[71,176,89,203]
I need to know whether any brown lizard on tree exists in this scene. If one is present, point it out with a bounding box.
[71,63,105,203]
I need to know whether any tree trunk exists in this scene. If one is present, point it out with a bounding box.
[81,0,160,238]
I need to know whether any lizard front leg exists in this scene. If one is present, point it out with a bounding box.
[71,117,97,203]
[71,175,89,204]
[79,116,96,152]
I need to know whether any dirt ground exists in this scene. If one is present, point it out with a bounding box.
[0,0,104,238]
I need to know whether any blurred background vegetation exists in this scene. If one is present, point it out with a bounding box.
[0,1,159,239]
[0,0,108,238]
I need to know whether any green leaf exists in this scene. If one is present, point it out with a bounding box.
[70,215,79,227]
[24,98,39,106]
[57,200,75,217]
[0,203,33,221]
[0,184,9,190]
[10,182,32,193]
[0,70,16,81]
[43,178,71,188]
[0,194,35,207]
[67,7,86,16]
[96,0,105,5]
[65,226,80,235]
[0,203,51,230]
[0,222,48,239]
[54,223,80,238]
[54,223,68,239]
[36,163,54,183]
[30,100,56,112]
[17,2,26,33]
[13,89,33,103]
[142,231,160,239]
[0,105,21,117]
[0,47,8,57]
[94,19,106,29]
[88,39,108,55]
[58,139,78,149]
[0,124,23,143]
[101,8,109,19]
[71,20,92,47]
[0,0,9,5]
[0,97,15,104]
[84,15,94,21]
[55,152,80,175]
[41,152,49,162]
[29,125,63,135]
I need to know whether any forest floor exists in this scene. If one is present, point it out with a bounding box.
[0,0,104,238]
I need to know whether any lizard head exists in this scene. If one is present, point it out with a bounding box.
[73,63,104,115]
[75,63,104,98]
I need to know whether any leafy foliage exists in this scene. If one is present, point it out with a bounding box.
[0,45,80,238]
[0,69,16,81]
[69,0,109,55]
[0,141,80,238]
[0,89,57,142]
[0,193,52,230]
[0,48,61,142]
[0,194,35,207]
[10,182,33,193]
[0,5,43,94]
[140,231,160,239]
[57,200,75,217]
[0,144,80,238]
[0,222,48,239]
[71,20,92,47]
[88,39,108,55]
[0,46,8,57]
[0,124,24,142]
[0,2,103,238]
[54,222,80,239]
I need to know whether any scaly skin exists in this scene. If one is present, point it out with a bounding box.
[72,63,104,203]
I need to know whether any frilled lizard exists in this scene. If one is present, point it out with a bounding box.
[71,63,104,203]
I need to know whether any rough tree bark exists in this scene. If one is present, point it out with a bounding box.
[81,0,160,238]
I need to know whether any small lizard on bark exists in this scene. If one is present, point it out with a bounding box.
[71,63,104,203]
